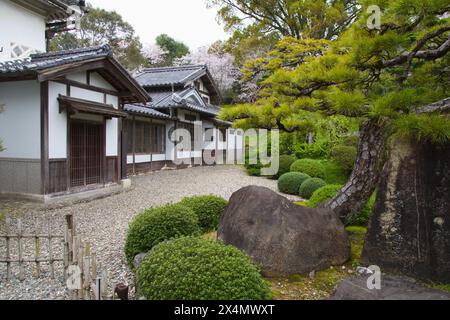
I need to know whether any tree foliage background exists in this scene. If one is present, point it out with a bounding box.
[221,0,450,142]
[49,6,147,70]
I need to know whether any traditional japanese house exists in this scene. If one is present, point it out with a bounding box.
[124,65,242,175]
[0,0,150,201]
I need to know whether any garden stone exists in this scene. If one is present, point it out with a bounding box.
[217,186,350,277]
[362,139,450,283]
[133,252,150,270]
[330,274,450,300]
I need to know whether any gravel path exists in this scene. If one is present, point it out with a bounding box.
[0,165,301,300]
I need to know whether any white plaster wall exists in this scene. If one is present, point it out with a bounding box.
[48,81,68,159]
[105,94,119,157]
[0,80,41,159]
[66,72,87,84]
[70,87,104,103]
[90,72,117,91]
[0,0,46,61]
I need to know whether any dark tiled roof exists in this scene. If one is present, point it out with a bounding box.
[148,87,220,117]
[135,65,207,88]
[124,104,173,119]
[0,45,112,74]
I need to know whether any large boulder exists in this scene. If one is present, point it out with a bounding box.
[217,186,350,277]
[330,274,450,300]
[362,139,450,283]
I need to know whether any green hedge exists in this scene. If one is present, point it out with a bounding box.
[331,146,357,173]
[179,195,228,232]
[125,204,200,266]
[276,155,297,178]
[137,237,272,300]
[278,172,311,195]
[308,184,343,208]
[290,159,326,179]
[299,178,327,199]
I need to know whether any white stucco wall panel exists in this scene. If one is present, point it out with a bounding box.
[106,118,118,156]
[0,0,46,61]
[106,95,119,109]
[48,81,68,159]
[0,80,41,159]
[70,87,104,103]
[91,72,117,91]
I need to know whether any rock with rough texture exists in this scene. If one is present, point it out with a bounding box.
[362,139,450,283]
[330,274,450,300]
[217,186,350,277]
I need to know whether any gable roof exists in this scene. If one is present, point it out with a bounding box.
[135,65,221,103]
[0,45,150,104]
[148,87,220,117]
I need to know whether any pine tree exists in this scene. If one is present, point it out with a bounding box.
[221,0,450,219]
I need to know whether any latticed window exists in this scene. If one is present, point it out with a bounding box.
[125,120,166,155]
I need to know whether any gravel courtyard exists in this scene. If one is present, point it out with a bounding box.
[0,165,300,300]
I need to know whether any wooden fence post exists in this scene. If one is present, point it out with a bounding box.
[17,219,24,281]
[5,218,11,280]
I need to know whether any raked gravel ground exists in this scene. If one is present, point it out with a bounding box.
[0,165,301,300]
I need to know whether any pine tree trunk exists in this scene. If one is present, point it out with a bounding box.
[325,118,388,222]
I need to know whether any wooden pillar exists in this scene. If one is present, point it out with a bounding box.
[40,81,50,195]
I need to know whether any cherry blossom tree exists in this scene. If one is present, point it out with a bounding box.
[142,44,168,66]
[175,45,240,98]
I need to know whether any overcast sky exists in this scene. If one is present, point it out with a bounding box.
[88,0,230,50]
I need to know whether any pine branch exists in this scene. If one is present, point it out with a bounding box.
[382,26,450,68]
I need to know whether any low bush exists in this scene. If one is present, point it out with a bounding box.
[321,160,350,185]
[125,204,200,266]
[179,195,228,232]
[278,172,311,195]
[276,155,297,178]
[245,162,262,176]
[331,146,357,173]
[299,178,327,199]
[137,237,272,300]
[308,184,343,208]
[290,159,326,179]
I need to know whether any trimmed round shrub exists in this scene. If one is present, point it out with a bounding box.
[290,159,326,179]
[331,145,357,173]
[308,184,343,208]
[276,155,297,178]
[278,172,311,195]
[137,237,272,300]
[299,178,327,199]
[179,195,228,232]
[125,204,200,265]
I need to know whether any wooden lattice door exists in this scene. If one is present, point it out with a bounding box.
[70,121,103,188]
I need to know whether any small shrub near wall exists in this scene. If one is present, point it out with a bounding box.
[291,159,326,180]
[308,184,343,208]
[125,204,200,266]
[137,237,272,300]
[179,195,228,232]
[299,178,327,199]
[278,172,311,195]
